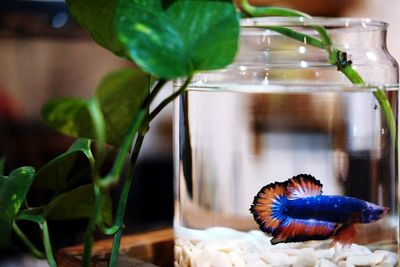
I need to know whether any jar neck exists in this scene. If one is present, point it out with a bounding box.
[236,24,392,67]
[328,28,387,51]
[240,25,388,50]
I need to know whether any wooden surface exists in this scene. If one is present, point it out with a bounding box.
[58,228,174,267]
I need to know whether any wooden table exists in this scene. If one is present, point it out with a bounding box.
[58,228,174,267]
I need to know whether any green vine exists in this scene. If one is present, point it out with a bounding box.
[12,222,45,259]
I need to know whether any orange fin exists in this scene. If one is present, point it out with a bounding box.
[287,174,323,199]
[271,218,337,244]
[331,224,356,247]
[250,181,287,234]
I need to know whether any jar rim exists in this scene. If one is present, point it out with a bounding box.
[240,17,388,30]
[182,83,399,93]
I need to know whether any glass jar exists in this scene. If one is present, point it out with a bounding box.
[174,18,399,267]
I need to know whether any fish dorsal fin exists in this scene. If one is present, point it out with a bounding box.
[286,174,323,199]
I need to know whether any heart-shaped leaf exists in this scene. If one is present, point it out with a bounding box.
[0,167,35,249]
[43,184,112,224]
[95,68,149,144]
[33,139,93,191]
[166,1,240,71]
[65,0,127,57]
[42,68,150,146]
[116,0,240,78]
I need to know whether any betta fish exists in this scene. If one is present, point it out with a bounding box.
[250,174,388,246]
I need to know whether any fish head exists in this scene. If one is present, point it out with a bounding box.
[359,203,389,223]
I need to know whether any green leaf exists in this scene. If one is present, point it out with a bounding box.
[42,69,150,146]
[65,0,127,57]
[43,184,112,223]
[116,4,186,78]
[42,97,95,139]
[167,1,240,71]
[116,0,240,78]
[0,157,5,176]
[33,139,93,191]
[0,167,35,249]
[96,68,150,145]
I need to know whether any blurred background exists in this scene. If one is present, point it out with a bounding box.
[0,0,399,259]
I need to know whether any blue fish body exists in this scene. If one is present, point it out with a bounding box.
[250,174,388,245]
[284,195,369,223]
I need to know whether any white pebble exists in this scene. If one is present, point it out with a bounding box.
[195,261,211,267]
[337,261,355,267]
[176,238,195,249]
[373,264,393,267]
[348,244,372,254]
[206,240,236,253]
[292,248,317,267]
[235,235,265,253]
[347,253,384,266]
[181,246,192,266]
[173,228,399,267]
[380,251,398,265]
[374,250,390,256]
[242,252,261,264]
[315,248,335,259]
[251,260,271,267]
[249,230,271,243]
[315,258,336,267]
[210,251,231,267]
[333,249,362,263]
[261,250,292,265]
[228,251,245,267]
[175,246,183,260]
[191,248,213,267]
[273,248,301,256]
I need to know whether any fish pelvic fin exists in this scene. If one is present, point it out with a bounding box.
[250,181,287,234]
[271,218,337,245]
[331,224,356,247]
[287,174,323,199]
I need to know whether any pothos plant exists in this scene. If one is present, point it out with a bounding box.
[1,0,395,267]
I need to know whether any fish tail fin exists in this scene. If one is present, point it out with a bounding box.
[250,181,287,234]
[331,224,356,247]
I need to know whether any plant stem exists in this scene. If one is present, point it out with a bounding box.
[263,26,323,49]
[15,213,43,223]
[41,220,56,267]
[12,222,45,259]
[86,98,106,167]
[239,0,332,48]
[82,185,103,267]
[82,98,108,266]
[108,132,145,267]
[81,78,167,267]
[147,77,193,123]
[374,89,397,144]
[240,0,309,18]
[108,76,193,267]
[15,213,56,266]
[98,79,167,188]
